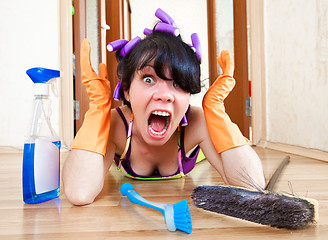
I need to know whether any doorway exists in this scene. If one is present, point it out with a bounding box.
[73,0,250,139]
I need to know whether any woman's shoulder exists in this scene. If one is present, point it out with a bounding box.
[187,105,205,122]
[109,105,131,149]
[184,105,206,134]
[110,105,132,122]
[180,105,207,152]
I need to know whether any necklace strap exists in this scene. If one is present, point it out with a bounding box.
[119,113,134,167]
[178,150,185,177]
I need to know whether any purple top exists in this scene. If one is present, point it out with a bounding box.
[114,107,200,178]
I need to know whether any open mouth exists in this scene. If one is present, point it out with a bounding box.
[148,110,171,137]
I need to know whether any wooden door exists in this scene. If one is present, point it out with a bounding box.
[105,0,131,109]
[207,0,250,138]
[226,0,250,138]
[73,0,131,134]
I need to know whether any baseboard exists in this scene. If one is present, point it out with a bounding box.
[256,140,328,163]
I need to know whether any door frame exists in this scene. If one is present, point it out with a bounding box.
[247,0,266,145]
[73,0,88,133]
[59,0,74,148]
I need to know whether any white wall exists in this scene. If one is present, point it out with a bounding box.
[129,0,208,107]
[0,1,61,149]
[264,0,328,151]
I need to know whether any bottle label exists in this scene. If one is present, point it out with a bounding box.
[34,139,59,194]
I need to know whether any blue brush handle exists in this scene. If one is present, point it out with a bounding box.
[120,183,166,215]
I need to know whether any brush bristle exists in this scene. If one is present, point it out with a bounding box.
[173,200,192,234]
[192,185,316,229]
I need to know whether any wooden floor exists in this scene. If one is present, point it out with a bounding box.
[0,147,327,239]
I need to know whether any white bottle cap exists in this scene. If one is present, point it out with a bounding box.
[34,83,49,95]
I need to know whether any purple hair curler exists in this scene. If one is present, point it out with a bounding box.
[179,114,188,127]
[119,36,141,57]
[143,28,153,36]
[155,22,180,37]
[155,8,177,27]
[107,39,128,52]
[191,33,201,61]
[113,81,122,101]
[180,105,190,127]
[143,8,179,37]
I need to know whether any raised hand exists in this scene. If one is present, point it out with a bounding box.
[81,39,110,100]
[218,50,234,77]
[71,39,111,156]
[202,49,248,154]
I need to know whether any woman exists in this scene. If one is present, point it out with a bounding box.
[63,8,265,205]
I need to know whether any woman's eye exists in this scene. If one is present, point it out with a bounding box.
[173,82,180,88]
[143,76,154,84]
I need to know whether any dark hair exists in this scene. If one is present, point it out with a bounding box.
[116,31,201,107]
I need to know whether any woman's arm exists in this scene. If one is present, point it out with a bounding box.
[201,50,265,189]
[63,141,115,205]
[187,107,228,184]
[63,39,113,205]
[195,108,264,189]
[220,145,265,189]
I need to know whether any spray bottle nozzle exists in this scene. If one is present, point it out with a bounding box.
[26,67,60,84]
[26,67,60,96]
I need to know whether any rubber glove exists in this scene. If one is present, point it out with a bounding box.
[202,50,249,153]
[71,39,111,156]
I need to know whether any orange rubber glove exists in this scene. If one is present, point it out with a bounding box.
[202,50,249,153]
[71,39,111,156]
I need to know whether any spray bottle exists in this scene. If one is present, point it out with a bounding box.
[23,67,61,204]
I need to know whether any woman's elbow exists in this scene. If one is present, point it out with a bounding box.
[62,171,102,206]
[63,183,98,206]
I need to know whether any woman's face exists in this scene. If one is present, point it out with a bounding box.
[124,62,190,146]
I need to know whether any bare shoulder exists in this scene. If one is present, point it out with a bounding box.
[188,105,204,117]
[183,106,208,151]
[109,105,132,126]
[187,106,206,127]
[108,105,131,153]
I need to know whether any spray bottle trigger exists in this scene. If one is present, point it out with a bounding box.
[48,77,59,97]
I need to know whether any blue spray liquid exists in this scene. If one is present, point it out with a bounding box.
[22,141,61,204]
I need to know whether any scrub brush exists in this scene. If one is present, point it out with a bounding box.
[192,156,318,229]
[120,183,192,234]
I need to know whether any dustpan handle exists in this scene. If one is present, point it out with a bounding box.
[265,156,290,191]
